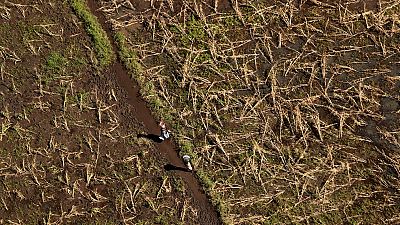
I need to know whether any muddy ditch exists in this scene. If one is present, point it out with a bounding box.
[86,0,221,224]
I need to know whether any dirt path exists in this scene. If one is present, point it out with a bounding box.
[86,1,221,224]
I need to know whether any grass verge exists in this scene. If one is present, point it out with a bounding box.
[69,0,114,67]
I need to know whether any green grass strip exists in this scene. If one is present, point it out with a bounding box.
[114,32,143,78]
[69,0,114,67]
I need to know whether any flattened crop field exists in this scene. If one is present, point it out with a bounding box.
[1,0,400,225]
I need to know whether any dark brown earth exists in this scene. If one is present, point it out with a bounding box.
[88,0,221,224]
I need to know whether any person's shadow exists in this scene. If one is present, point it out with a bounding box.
[137,133,163,143]
[164,164,191,172]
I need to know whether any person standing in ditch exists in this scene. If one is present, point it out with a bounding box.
[158,120,171,141]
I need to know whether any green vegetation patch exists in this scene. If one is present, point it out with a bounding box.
[114,32,142,77]
[69,0,114,67]
[46,52,68,72]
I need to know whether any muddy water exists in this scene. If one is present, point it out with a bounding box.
[86,1,221,224]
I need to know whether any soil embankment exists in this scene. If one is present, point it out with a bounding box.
[86,0,221,224]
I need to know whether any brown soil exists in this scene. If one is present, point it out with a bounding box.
[88,0,221,224]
